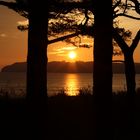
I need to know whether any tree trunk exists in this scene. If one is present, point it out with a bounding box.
[93,0,113,139]
[26,1,48,139]
[124,51,136,96]
[124,50,136,131]
[27,1,48,103]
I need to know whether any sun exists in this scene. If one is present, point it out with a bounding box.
[68,51,76,59]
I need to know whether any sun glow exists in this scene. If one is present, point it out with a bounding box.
[68,51,76,59]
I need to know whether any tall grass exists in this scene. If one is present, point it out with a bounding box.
[1,86,140,99]
[0,87,25,99]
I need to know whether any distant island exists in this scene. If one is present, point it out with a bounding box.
[1,61,140,73]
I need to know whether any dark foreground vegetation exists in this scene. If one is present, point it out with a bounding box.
[0,89,140,140]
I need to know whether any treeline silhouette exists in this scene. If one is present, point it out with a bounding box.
[2,61,140,73]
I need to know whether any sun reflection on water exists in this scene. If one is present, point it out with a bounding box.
[65,74,79,96]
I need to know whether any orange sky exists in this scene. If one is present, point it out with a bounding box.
[0,5,140,69]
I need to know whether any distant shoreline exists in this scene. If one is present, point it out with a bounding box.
[1,61,140,73]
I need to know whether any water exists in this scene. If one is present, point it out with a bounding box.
[0,72,140,97]
[47,73,92,96]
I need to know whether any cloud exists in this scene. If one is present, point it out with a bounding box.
[17,20,28,25]
[48,50,65,55]
[57,54,67,56]
[49,46,77,56]
[0,33,7,38]
[57,46,77,51]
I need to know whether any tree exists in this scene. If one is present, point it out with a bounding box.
[27,1,49,139]
[113,29,140,95]
[0,0,49,139]
[93,0,113,139]
[0,0,49,102]
[112,0,140,95]
[113,28,140,131]
[27,0,48,102]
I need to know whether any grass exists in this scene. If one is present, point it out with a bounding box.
[0,88,140,140]
[0,87,25,99]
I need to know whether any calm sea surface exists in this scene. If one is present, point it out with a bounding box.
[0,72,140,97]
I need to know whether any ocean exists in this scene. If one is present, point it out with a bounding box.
[0,72,140,97]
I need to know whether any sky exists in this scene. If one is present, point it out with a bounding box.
[0,3,140,69]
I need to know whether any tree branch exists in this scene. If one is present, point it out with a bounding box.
[113,27,128,53]
[0,1,16,9]
[130,0,140,14]
[114,13,140,20]
[123,0,128,14]
[49,1,94,13]
[113,0,121,10]
[0,0,28,18]
[48,32,80,45]
[83,9,89,26]
[130,30,140,51]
